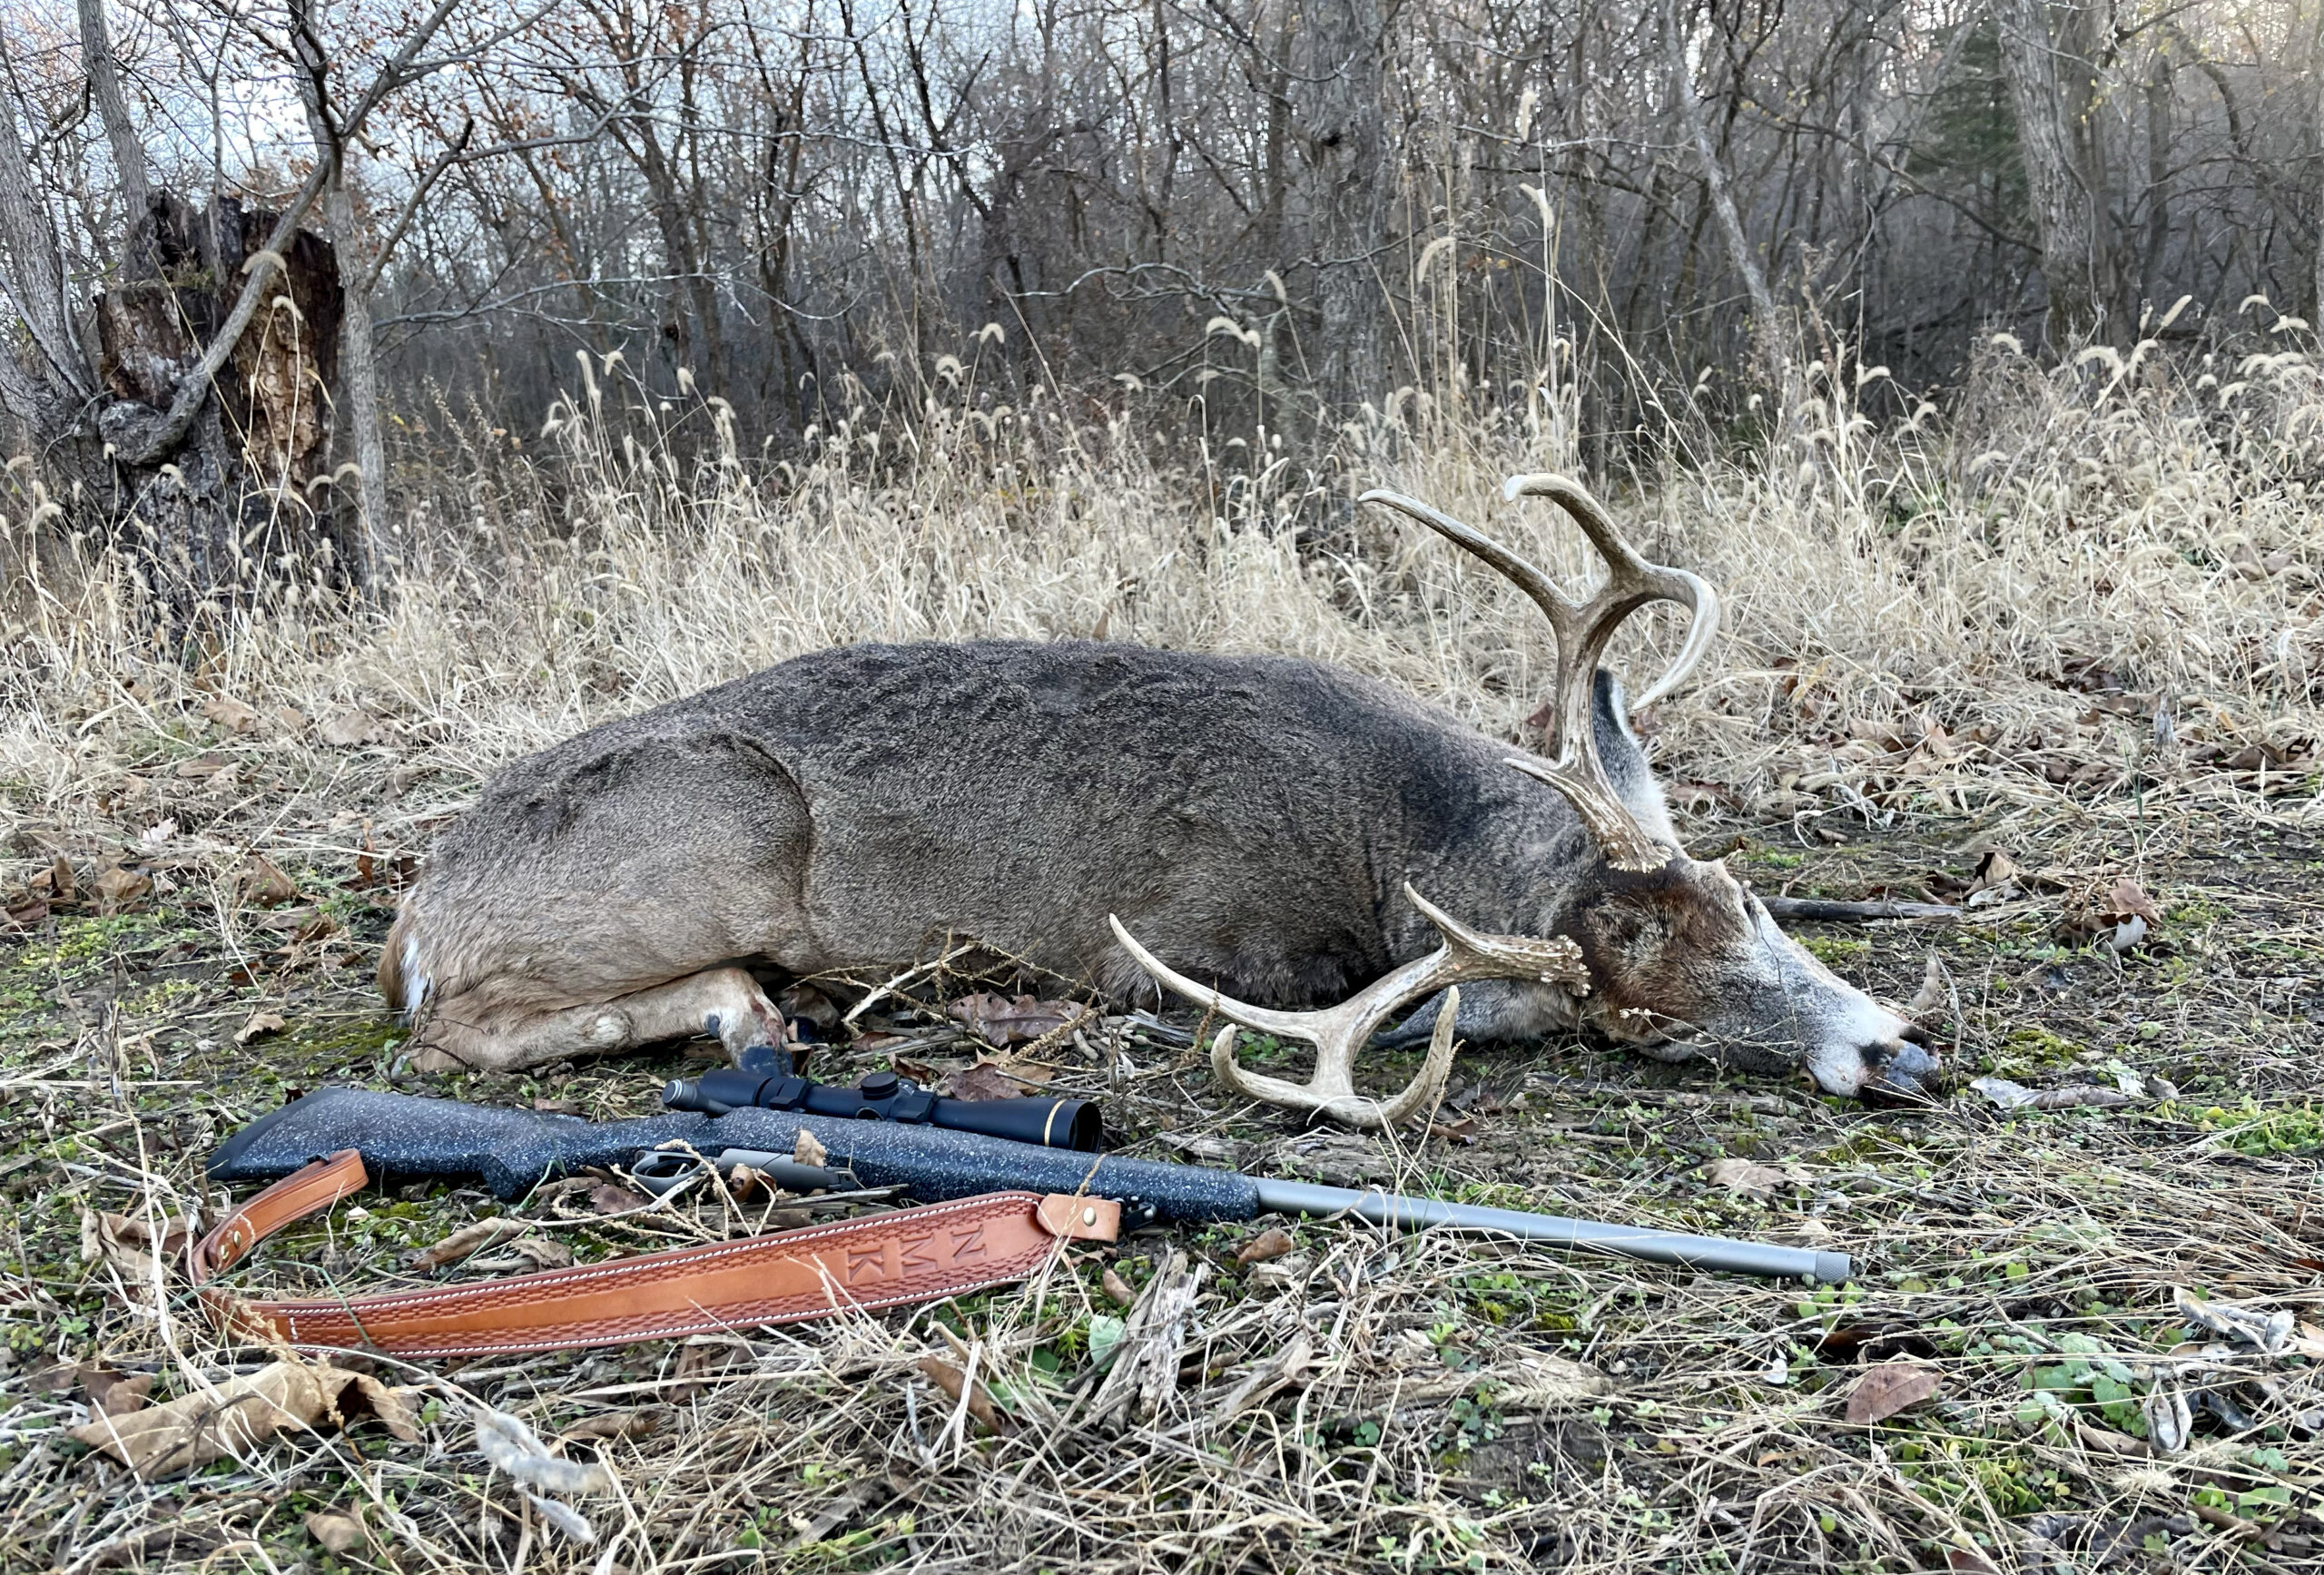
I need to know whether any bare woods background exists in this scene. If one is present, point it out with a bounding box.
[0,0,2319,615]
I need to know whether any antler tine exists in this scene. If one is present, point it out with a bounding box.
[1110,897,1589,1130]
[1501,473,1721,714]
[1206,986,1462,1129]
[1360,476,1717,874]
[1403,884,1594,994]
[1357,487,1586,646]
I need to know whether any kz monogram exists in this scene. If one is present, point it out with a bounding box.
[840,1224,990,1286]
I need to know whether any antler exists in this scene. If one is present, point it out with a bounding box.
[1109,886,1590,1129]
[1358,474,1720,873]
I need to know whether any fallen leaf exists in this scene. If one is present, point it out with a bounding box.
[1494,1352,1614,1408]
[473,1404,612,1492]
[303,1511,364,1554]
[945,992,1089,1048]
[938,1062,1023,1103]
[202,695,259,733]
[1843,1361,1942,1423]
[793,1130,828,1168]
[1945,1548,2000,1575]
[1234,1227,1295,1266]
[79,1368,153,1417]
[271,705,308,734]
[73,1360,420,1480]
[2144,1379,2193,1453]
[1206,1331,1315,1424]
[233,1009,288,1047]
[240,855,300,908]
[2173,1287,2294,1355]
[1101,1267,1137,1307]
[47,854,77,900]
[561,1407,667,1442]
[1969,1077,2141,1112]
[94,864,152,915]
[915,1354,1006,1434]
[1707,1157,1788,1196]
[498,1236,575,1269]
[81,1210,194,1285]
[320,708,387,747]
[2,895,47,932]
[2107,877,2162,927]
[2073,1419,2150,1458]
[588,1182,651,1216]
[137,820,178,851]
[412,1217,534,1271]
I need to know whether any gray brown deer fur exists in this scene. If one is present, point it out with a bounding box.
[381,477,1937,1114]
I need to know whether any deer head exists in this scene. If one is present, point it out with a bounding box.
[1116,473,1937,1128]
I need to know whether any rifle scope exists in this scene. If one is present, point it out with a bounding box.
[661,1067,1102,1151]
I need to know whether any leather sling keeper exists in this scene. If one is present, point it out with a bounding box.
[191,1151,1120,1358]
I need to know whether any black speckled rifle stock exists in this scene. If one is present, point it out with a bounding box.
[209,1088,1849,1283]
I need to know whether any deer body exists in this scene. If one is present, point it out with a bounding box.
[384,477,1936,1111]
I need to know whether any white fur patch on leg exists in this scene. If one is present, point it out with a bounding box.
[401,932,432,1017]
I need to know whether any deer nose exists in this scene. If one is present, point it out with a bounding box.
[1859,1029,1943,1102]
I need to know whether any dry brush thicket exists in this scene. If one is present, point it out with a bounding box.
[9,325,2321,823]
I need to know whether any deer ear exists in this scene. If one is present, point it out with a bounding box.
[1589,670,1679,844]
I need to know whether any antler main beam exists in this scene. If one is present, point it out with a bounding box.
[1110,886,1590,1129]
[1358,475,1720,873]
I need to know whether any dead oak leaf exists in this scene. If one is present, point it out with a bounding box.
[938,1062,1024,1103]
[304,1510,364,1554]
[411,1217,534,1271]
[560,1406,667,1443]
[588,1182,651,1216]
[233,1010,288,1046]
[1234,1227,1295,1266]
[67,1367,154,1418]
[914,1354,1007,1435]
[945,992,1089,1048]
[319,708,387,747]
[201,695,259,733]
[240,855,300,909]
[1706,1157,1789,1196]
[73,1360,420,1480]
[1844,1361,1943,1424]
[93,864,151,916]
[81,1210,194,1285]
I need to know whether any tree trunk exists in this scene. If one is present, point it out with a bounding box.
[1292,0,1388,419]
[1664,0,1787,400]
[323,177,390,583]
[2141,48,2171,313]
[94,199,345,612]
[1993,0,2112,346]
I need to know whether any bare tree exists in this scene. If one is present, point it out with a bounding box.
[1993,0,2116,345]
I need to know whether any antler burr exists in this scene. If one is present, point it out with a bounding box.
[1109,886,1590,1129]
[1359,474,1719,872]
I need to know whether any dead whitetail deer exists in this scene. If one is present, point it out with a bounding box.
[381,474,1937,1124]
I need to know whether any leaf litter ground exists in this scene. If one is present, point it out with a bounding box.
[2,802,2321,1572]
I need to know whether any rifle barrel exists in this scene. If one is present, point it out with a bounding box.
[1251,1179,1850,1283]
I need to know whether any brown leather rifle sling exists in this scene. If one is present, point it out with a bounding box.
[189,1150,1120,1359]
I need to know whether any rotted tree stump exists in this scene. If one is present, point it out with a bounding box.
[91,192,352,618]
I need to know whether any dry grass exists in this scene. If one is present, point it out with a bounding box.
[2,330,2321,1571]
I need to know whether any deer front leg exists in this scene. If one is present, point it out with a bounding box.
[410,966,784,1073]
